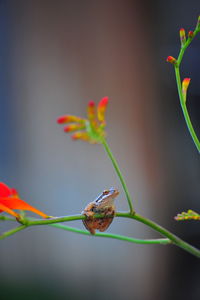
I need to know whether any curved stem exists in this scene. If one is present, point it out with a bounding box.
[0,214,170,245]
[49,223,170,245]
[118,212,200,257]
[12,212,200,257]
[174,66,200,152]
[174,28,200,153]
[101,138,134,213]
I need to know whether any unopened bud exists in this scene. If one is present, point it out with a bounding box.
[166,56,177,66]
[182,78,191,103]
[188,30,194,39]
[179,28,186,46]
[97,96,109,122]
[63,123,85,132]
[57,115,83,124]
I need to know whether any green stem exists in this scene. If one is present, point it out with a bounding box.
[174,28,200,153]
[118,212,200,257]
[1,212,199,256]
[174,66,200,152]
[0,214,170,245]
[0,215,15,221]
[0,225,27,240]
[49,223,170,245]
[11,212,200,257]
[101,138,134,213]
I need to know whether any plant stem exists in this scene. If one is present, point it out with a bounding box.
[0,214,170,245]
[174,66,200,152]
[174,28,200,153]
[0,225,27,240]
[118,212,200,257]
[8,212,199,257]
[0,215,15,221]
[101,138,134,213]
[49,223,170,245]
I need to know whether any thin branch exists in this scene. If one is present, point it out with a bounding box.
[49,223,171,245]
[1,211,199,257]
[102,138,134,213]
[174,23,200,152]
[0,225,27,240]
[0,214,170,245]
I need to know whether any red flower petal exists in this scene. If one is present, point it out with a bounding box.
[0,197,48,218]
[0,182,12,197]
[10,188,19,197]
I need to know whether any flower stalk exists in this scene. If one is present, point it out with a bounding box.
[101,138,134,214]
[1,213,200,257]
[167,16,200,153]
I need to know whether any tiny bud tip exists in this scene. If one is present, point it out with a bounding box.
[88,101,95,107]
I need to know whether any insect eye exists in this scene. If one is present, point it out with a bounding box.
[103,190,109,195]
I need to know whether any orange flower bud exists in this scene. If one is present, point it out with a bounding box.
[63,123,85,132]
[182,78,191,102]
[179,28,186,46]
[87,101,98,131]
[97,96,109,122]
[71,132,91,142]
[57,115,84,124]
[87,101,96,120]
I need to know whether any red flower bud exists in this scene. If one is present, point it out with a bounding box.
[166,56,177,65]
[57,115,83,124]
[188,30,194,39]
[97,96,109,122]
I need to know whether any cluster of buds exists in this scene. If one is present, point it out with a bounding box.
[175,209,200,221]
[166,16,200,66]
[57,97,109,143]
[0,182,48,219]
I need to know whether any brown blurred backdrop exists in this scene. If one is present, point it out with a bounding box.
[0,1,199,299]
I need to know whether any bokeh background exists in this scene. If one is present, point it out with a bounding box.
[0,1,200,299]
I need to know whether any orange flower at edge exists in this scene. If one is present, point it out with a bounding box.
[0,182,48,219]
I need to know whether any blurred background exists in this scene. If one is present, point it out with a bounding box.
[0,1,199,299]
